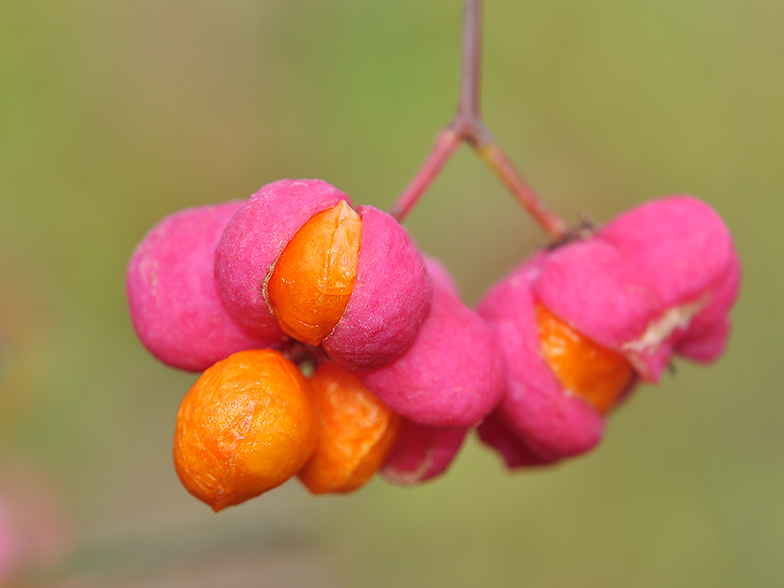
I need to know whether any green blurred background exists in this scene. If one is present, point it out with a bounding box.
[0,1,781,586]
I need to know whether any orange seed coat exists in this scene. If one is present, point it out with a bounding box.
[267,201,362,346]
[298,362,401,494]
[536,303,634,414]
[173,349,317,511]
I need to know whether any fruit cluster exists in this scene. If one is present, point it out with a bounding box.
[126,179,739,510]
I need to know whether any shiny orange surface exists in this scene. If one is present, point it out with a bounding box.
[536,303,634,414]
[267,201,362,346]
[298,362,401,494]
[173,349,317,511]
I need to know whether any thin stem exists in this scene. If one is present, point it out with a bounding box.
[389,0,567,240]
[388,129,462,221]
[457,0,481,120]
[476,143,568,238]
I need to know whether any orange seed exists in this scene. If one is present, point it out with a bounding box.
[267,201,362,346]
[536,303,634,414]
[298,362,401,494]
[173,349,317,511]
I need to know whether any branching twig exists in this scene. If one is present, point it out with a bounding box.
[389,0,567,240]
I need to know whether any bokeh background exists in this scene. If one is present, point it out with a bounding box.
[1,1,781,586]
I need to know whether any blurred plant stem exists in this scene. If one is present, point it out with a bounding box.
[389,0,567,240]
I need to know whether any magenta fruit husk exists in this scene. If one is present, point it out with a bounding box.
[534,195,740,381]
[214,179,352,335]
[476,195,740,462]
[381,420,468,485]
[126,202,284,372]
[323,206,432,372]
[359,261,504,429]
[478,255,606,460]
[476,411,561,469]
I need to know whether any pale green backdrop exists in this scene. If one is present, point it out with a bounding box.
[0,1,781,586]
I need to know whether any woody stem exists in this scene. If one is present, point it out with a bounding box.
[389,0,567,240]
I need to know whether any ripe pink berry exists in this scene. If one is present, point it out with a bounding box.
[126,202,284,372]
[215,179,352,335]
[216,180,432,370]
[478,195,740,464]
[476,411,561,468]
[322,205,432,371]
[534,195,740,382]
[478,255,606,460]
[359,255,504,428]
[381,420,468,486]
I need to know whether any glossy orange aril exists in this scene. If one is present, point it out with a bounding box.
[267,201,362,346]
[298,362,401,494]
[173,349,317,511]
[536,303,634,414]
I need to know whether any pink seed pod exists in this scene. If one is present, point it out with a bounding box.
[477,255,606,460]
[323,206,432,371]
[420,253,460,297]
[478,195,740,464]
[476,411,560,469]
[215,179,352,334]
[381,420,468,485]
[533,195,740,381]
[596,195,741,378]
[360,257,504,428]
[215,182,432,370]
[126,202,283,372]
[599,196,736,313]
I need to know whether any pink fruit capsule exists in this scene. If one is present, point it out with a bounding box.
[359,257,504,428]
[216,181,432,371]
[381,420,468,486]
[476,411,560,469]
[126,202,283,372]
[477,195,740,465]
[215,179,353,335]
[322,206,432,372]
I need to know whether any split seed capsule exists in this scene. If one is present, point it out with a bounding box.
[535,303,634,414]
[267,201,362,346]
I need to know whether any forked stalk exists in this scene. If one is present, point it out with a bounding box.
[390,0,567,240]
